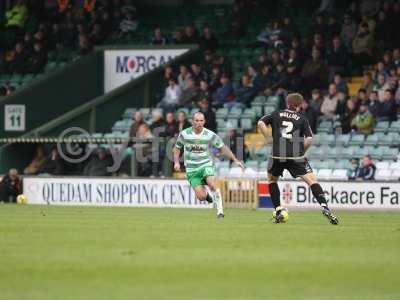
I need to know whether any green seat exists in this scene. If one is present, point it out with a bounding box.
[242,108,257,121]
[245,160,259,170]
[266,96,280,106]
[317,121,333,133]
[388,120,400,133]
[340,146,356,159]
[252,96,267,105]
[348,134,365,146]
[382,147,399,160]
[240,118,253,130]
[216,108,228,118]
[264,105,275,114]
[228,107,242,119]
[123,108,136,119]
[375,121,389,133]
[139,108,151,118]
[319,134,335,146]
[353,147,369,158]
[369,147,383,160]
[334,160,349,169]
[364,133,379,146]
[45,61,58,72]
[377,133,392,146]
[251,105,263,117]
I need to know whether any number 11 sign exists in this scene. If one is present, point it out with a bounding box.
[4,105,26,131]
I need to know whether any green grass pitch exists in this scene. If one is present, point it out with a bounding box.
[0,205,399,300]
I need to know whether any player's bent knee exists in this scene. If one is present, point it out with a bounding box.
[194,188,207,201]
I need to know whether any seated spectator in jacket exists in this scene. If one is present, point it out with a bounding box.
[164,112,179,138]
[198,98,216,132]
[212,75,235,107]
[326,37,349,79]
[181,25,199,44]
[151,27,167,45]
[9,42,27,74]
[0,168,21,203]
[200,26,218,52]
[377,89,398,121]
[341,14,357,50]
[358,155,376,181]
[24,145,46,175]
[133,123,155,177]
[310,88,323,116]
[341,98,358,134]
[347,158,361,180]
[159,78,181,112]
[351,104,375,135]
[191,63,208,84]
[198,80,211,100]
[320,83,339,120]
[368,91,381,117]
[162,65,175,88]
[282,62,303,93]
[373,73,390,101]
[77,34,93,57]
[254,64,274,93]
[178,78,200,108]
[209,66,222,92]
[129,111,147,138]
[352,22,374,70]
[178,65,190,89]
[301,99,317,133]
[39,148,64,175]
[177,111,191,132]
[82,148,111,176]
[333,73,349,95]
[235,75,257,106]
[149,110,166,136]
[360,71,374,95]
[302,47,328,90]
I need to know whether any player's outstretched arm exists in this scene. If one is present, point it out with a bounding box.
[172,147,181,171]
[219,145,245,170]
[304,137,313,152]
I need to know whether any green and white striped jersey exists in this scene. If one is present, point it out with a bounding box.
[175,127,224,173]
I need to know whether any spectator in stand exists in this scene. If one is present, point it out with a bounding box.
[326,36,349,79]
[0,168,21,203]
[377,89,398,121]
[162,65,175,88]
[159,78,181,112]
[9,42,27,74]
[368,91,381,118]
[212,75,235,108]
[177,65,189,89]
[198,80,211,100]
[209,66,222,93]
[77,34,93,56]
[202,50,214,76]
[191,63,208,84]
[311,33,326,56]
[301,99,317,133]
[320,83,339,121]
[333,73,348,95]
[200,25,218,52]
[198,98,216,132]
[246,65,258,82]
[26,42,47,73]
[351,103,375,135]
[177,111,191,132]
[178,77,200,108]
[134,123,154,177]
[326,15,341,41]
[312,14,326,35]
[151,27,167,45]
[253,64,274,93]
[341,14,358,50]
[24,145,46,175]
[280,16,298,44]
[287,48,302,69]
[271,61,288,91]
[358,155,376,181]
[149,110,166,135]
[375,61,389,79]
[283,62,303,93]
[82,148,111,176]
[341,98,358,134]
[172,30,184,44]
[352,22,374,70]
[118,11,138,39]
[39,148,64,175]
[290,36,305,62]
[347,158,361,180]
[129,111,147,138]
[354,88,369,108]
[181,25,198,44]
[90,23,105,45]
[310,88,323,117]
[360,71,374,95]
[302,47,328,90]
[164,112,179,138]
[373,73,390,101]
[235,74,257,106]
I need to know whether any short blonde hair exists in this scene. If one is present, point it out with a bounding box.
[286,93,304,110]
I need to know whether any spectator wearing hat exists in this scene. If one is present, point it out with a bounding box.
[282,62,303,93]
[235,74,257,106]
[360,71,374,95]
[191,63,208,84]
[358,155,376,181]
[0,168,21,203]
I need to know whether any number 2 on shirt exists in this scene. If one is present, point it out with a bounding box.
[281,121,293,139]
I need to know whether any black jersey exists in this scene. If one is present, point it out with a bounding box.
[260,109,313,158]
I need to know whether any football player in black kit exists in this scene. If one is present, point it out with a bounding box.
[258,93,339,225]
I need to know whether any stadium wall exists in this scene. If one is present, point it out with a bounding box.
[22,177,400,210]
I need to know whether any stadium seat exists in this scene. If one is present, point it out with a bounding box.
[348,134,365,146]
[325,147,339,159]
[216,108,228,118]
[381,148,399,161]
[123,108,136,119]
[258,161,268,171]
[335,134,350,147]
[331,169,348,180]
[389,161,400,170]
[391,169,400,180]
[364,133,379,146]
[388,120,400,133]
[317,169,332,179]
[264,105,275,114]
[341,146,356,159]
[240,118,253,130]
[226,119,238,129]
[317,121,333,133]
[374,121,390,133]
[229,167,244,177]
[369,147,383,160]
[353,147,369,158]
[244,168,258,178]
[245,160,259,170]
[252,96,267,106]
[139,108,151,118]
[375,169,392,180]
[376,161,390,170]
[334,160,349,169]
[319,134,335,146]
[242,108,257,121]
[250,105,263,117]
[218,167,230,176]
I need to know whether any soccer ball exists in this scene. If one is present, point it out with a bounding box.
[272,208,289,223]
[16,194,28,205]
